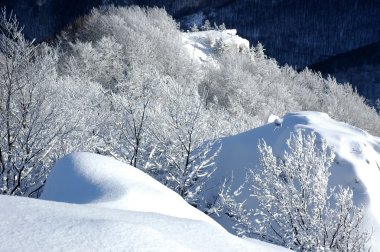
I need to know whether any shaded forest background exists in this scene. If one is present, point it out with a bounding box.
[3,0,380,105]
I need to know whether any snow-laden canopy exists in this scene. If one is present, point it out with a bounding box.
[0,153,287,251]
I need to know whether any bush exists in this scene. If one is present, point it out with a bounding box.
[250,131,371,251]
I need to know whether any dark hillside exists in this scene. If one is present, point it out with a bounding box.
[2,0,380,101]
[310,40,380,104]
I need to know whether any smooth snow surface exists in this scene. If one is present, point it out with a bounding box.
[207,111,380,250]
[0,195,286,251]
[0,152,288,251]
[182,29,249,64]
[41,152,214,224]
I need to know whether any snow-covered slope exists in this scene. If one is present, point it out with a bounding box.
[182,29,249,64]
[205,111,380,250]
[0,152,288,251]
[1,194,289,251]
[41,152,214,224]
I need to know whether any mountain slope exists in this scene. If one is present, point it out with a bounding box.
[4,0,380,68]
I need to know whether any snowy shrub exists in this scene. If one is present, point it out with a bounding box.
[206,175,255,237]
[203,44,380,136]
[202,48,299,133]
[61,37,124,91]
[250,131,371,251]
[61,5,197,82]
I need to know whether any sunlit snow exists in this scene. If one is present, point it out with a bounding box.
[0,153,288,251]
[182,29,249,64]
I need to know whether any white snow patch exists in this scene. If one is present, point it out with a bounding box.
[267,114,283,126]
[0,152,288,251]
[182,29,250,65]
[267,114,279,123]
[0,195,286,252]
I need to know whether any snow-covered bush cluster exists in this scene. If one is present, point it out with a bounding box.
[0,5,377,250]
[251,131,371,251]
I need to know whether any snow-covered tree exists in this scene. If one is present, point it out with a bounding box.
[250,131,371,251]
[61,36,124,92]
[149,77,221,205]
[219,23,227,31]
[94,67,161,169]
[190,23,199,32]
[201,19,212,31]
[253,42,266,60]
[0,9,72,196]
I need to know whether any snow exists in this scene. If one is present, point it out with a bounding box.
[267,114,283,126]
[182,29,250,64]
[267,114,280,123]
[0,152,288,251]
[41,152,214,224]
[206,111,380,251]
[0,195,285,252]
[3,112,378,250]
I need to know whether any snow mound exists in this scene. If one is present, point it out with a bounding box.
[0,195,287,251]
[182,29,249,64]
[1,153,288,251]
[41,152,213,224]
[206,111,380,250]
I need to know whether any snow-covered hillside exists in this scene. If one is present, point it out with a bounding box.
[205,111,380,250]
[0,153,287,251]
[182,29,249,64]
[2,5,380,250]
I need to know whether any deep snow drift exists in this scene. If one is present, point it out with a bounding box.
[205,111,380,250]
[0,153,287,251]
